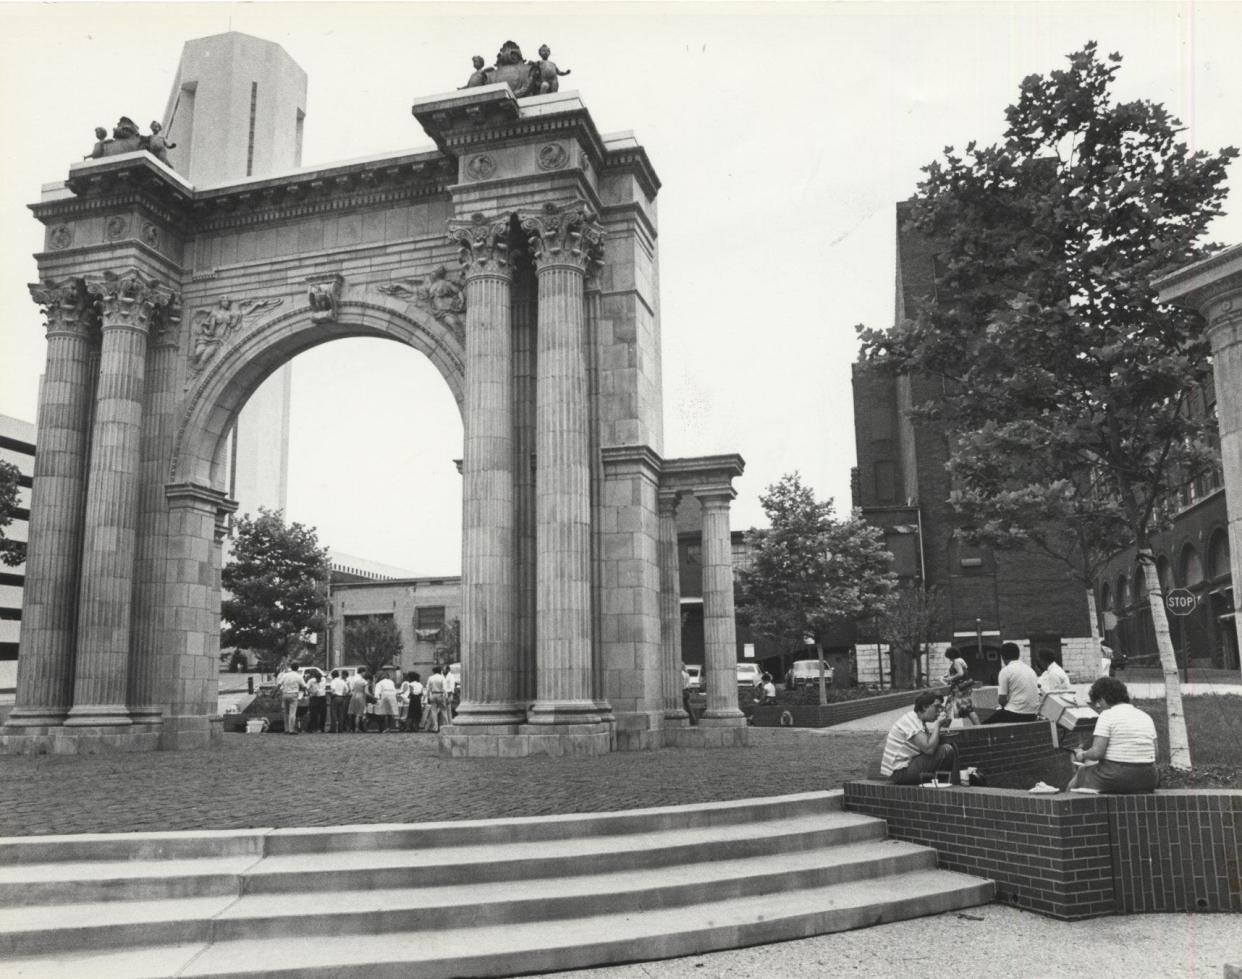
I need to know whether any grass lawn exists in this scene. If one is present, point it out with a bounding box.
[1134,695,1242,787]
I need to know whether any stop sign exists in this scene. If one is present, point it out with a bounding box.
[1165,588,1197,616]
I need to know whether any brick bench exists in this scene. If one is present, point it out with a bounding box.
[844,779,1242,919]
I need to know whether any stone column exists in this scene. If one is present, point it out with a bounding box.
[658,489,687,721]
[128,300,182,726]
[522,202,605,724]
[698,491,744,725]
[65,269,174,728]
[4,280,98,729]
[447,213,523,726]
[512,264,538,705]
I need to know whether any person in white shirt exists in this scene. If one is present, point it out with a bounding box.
[425,667,448,733]
[402,672,424,733]
[1098,642,1115,679]
[347,670,369,732]
[880,692,960,785]
[373,672,399,732]
[274,667,307,735]
[1066,677,1158,793]
[983,643,1041,724]
[328,671,349,733]
[1035,649,1073,694]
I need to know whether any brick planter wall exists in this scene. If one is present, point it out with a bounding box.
[751,687,947,728]
[944,722,1073,789]
[844,781,1242,919]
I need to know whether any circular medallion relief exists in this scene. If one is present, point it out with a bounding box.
[142,222,160,248]
[537,143,569,171]
[48,225,73,250]
[466,155,497,181]
[105,215,128,240]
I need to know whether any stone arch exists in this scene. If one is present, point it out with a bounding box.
[171,296,465,491]
[1179,543,1205,588]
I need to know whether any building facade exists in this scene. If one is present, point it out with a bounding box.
[0,415,35,696]
[852,203,1096,682]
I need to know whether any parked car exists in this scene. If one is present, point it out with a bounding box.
[683,664,702,689]
[788,659,834,688]
[736,661,763,686]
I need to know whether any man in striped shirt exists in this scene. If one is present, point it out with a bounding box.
[880,692,960,785]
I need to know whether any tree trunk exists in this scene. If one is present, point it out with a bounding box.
[815,642,828,706]
[891,644,913,688]
[1139,549,1192,770]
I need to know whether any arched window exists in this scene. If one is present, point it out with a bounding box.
[1116,574,1131,610]
[1179,544,1205,588]
[1132,566,1148,602]
[1207,530,1231,582]
[1100,582,1112,614]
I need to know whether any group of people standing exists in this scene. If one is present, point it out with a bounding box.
[273,665,457,734]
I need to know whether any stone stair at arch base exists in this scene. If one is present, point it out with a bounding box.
[0,790,994,978]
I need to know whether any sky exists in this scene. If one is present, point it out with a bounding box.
[1,1,1239,574]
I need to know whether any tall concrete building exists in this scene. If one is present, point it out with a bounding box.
[161,32,307,518]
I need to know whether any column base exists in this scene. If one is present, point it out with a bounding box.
[525,700,606,725]
[664,725,750,749]
[451,702,527,727]
[2,707,69,730]
[128,706,164,726]
[64,705,133,727]
[664,708,690,722]
[158,714,221,750]
[0,726,161,755]
[438,721,611,758]
[699,709,747,727]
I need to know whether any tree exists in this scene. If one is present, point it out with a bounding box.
[0,461,26,568]
[434,617,460,667]
[221,508,329,672]
[344,616,403,676]
[875,585,946,688]
[738,473,897,704]
[858,43,1237,768]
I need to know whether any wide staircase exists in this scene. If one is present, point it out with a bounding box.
[0,790,993,978]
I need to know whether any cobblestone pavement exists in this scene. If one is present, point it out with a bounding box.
[0,727,882,837]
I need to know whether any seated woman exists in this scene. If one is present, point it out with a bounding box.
[1035,649,1072,694]
[1066,677,1159,794]
[880,692,960,785]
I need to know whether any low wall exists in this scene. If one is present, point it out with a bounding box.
[751,687,948,728]
[844,780,1242,919]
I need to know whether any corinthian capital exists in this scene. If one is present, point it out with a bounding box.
[448,212,511,277]
[28,277,98,340]
[521,201,604,273]
[85,268,178,334]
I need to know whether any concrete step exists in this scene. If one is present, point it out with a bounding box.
[0,869,993,979]
[0,791,996,977]
[0,839,937,954]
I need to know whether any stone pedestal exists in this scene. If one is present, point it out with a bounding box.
[4,280,97,731]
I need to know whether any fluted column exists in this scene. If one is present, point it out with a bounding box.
[658,489,687,720]
[129,299,182,724]
[65,269,174,727]
[512,263,538,704]
[523,202,605,723]
[699,491,744,724]
[448,213,523,726]
[4,280,98,729]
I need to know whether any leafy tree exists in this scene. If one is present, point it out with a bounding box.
[738,473,897,704]
[858,43,1237,768]
[344,616,403,676]
[875,585,946,688]
[434,617,460,667]
[0,461,26,568]
[221,508,329,672]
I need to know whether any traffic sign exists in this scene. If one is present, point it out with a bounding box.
[1165,588,1197,617]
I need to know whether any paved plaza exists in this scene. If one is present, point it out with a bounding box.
[0,727,882,837]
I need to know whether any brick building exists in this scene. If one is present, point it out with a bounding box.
[851,203,1096,681]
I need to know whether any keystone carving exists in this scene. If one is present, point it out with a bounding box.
[378,266,466,343]
[306,273,344,323]
[448,212,511,274]
[85,268,178,334]
[189,296,283,375]
[28,277,98,340]
[521,201,604,272]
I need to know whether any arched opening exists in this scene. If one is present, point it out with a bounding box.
[1179,544,1204,589]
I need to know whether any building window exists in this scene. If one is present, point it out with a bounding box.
[415,605,445,642]
[873,460,896,504]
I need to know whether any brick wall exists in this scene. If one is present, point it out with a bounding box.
[844,781,1242,918]
[944,722,1074,789]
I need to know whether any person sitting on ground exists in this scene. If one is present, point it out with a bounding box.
[880,692,960,785]
[1065,677,1158,794]
[940,647,969,686]
[983,643,1041,724]
[1036,649,1072,695]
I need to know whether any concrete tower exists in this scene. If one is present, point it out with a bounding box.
[161,32,307,517]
